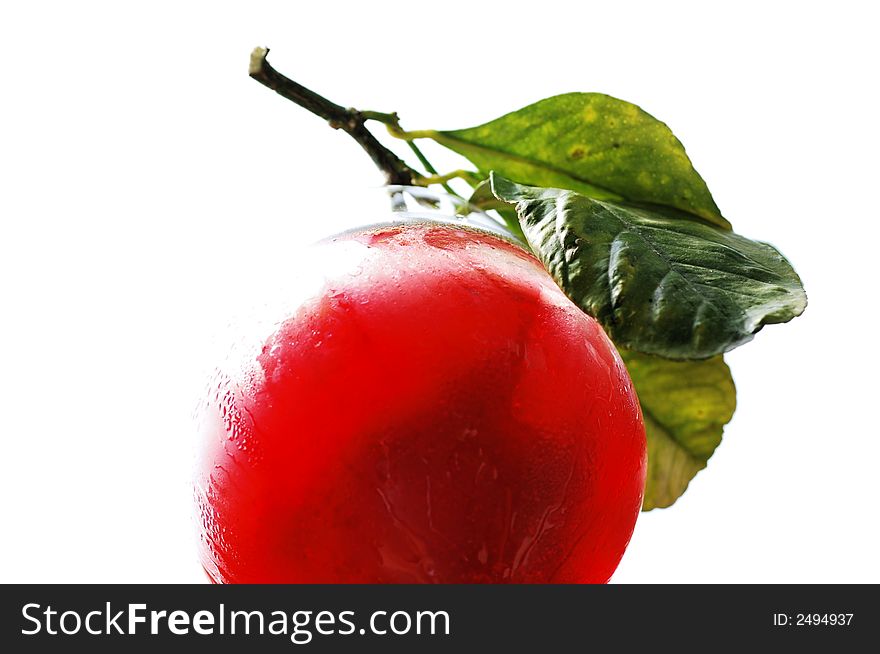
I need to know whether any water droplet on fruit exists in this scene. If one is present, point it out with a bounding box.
[477,543,489,565]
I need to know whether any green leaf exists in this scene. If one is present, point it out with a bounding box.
[491,175,807,360]
[419,92,730,229]
[467,178,508,212]
[465,180,526,242]
[619,350,736,510]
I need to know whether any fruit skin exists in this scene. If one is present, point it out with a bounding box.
[196,222,646,583]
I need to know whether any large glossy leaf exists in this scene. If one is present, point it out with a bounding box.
[491,175,807,360]
[620,350,736,510]
[420,93,730,229]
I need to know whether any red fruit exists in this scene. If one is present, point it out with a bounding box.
[196,221,646,583]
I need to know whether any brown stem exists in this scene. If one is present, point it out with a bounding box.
[248,47,421,186]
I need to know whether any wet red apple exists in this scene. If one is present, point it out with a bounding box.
[196,221,646,583]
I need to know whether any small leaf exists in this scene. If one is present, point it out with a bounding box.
[492,175,807,359]
[422,93,730,229]
[466,180,526,242]
[619,350,736,510]
[467,178,509,212]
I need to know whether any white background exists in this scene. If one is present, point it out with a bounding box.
[2,1,878,583]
